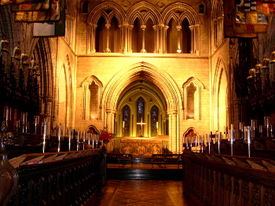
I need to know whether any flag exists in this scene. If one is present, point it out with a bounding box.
[12,0,50,11]
[15,0,61,22]
[257,2,275,15]
[33,2,65,36]
[0,0,12,5]
[1,0,44,5]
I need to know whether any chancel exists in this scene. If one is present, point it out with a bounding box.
[0,0,275,206]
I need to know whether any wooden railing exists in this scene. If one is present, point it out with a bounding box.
[7,149,106,206]
[183,151,275,206]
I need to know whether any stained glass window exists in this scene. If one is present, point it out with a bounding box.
[136,97,145,136]
[122,105,130,136]
[151,105,159,137]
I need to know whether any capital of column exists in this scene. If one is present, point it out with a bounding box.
[89,23,98,29]
[153,25,158,31]
[141,25,146,30]
[105,23,111,29]
[176,25,182,31]
[189,25,195,30]
[164,25,169,31]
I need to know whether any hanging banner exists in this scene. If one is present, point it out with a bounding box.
[224,0,269,37]
[12,0,50,11]
[257,2,275,15]
[15,0,61,22]
[1,0,45,5]
[33,1,65,36]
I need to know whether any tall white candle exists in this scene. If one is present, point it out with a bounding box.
[230,124,234,156]
[68,128,71,151]
[218,132,221,154]
[77,131,80,151]
[247,126,251,158]
[57,125,61,152]
[156,121,158,129]
[42,122,47,153]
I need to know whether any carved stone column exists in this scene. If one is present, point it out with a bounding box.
[153,25,159,53]
[140,24,146,53]
[128,25,134,53]
[88,23,97,53]
[189,25,195,54]
[176,25,182,53]
[105,23,111,53]
[163,25,169,53]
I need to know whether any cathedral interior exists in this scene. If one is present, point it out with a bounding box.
[0,0,275,205]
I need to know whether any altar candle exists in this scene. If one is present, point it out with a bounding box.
[92,134,95,149]
[247,126,251,158]
[230,124,234,156]
[122,121,125,128]
[42,122,47,153]
[208,134,211,154]
[68,128,71,151]
[57,124,61,152]
[77,131,80,151]
[218,132,221,154]
[88,133,91,145]
[5,106,9,121]
[156,121,158,129]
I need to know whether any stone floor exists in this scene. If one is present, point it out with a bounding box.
[87,180,189,206]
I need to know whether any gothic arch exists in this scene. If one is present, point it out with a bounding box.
[127,1,161,25]
[80,75,103,120]
[101,62,182,152]
[182,77,206,120]
[87,1,125,25]
[162,2,200,25]
[212,57,229,132]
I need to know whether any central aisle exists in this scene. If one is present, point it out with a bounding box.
[87,180,189,206]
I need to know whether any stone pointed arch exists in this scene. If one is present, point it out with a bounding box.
[162,2,200,25]
[87,1,125,25]
[101,62,182,152]
[80,75,103,120]
[127,1,161,25]
[212,57,229,132]
[80,75,103,88]
[182,77,205,120]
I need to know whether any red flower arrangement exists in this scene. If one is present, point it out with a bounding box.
[99,130,112,143]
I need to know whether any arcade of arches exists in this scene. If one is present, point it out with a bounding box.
[1,0,274,156]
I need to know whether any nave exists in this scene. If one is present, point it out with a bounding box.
[85,180,188,206]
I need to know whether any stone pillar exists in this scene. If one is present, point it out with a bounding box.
[88,24,97,53]
[128,25,134,53]
[189,25,195,54]
[153,25,159,53]
[194,24,200,55]
[163,25,169,53]
[176,25,182,53]
[121,24,128,53]
[105,23,111,53]
[140,24,146,53]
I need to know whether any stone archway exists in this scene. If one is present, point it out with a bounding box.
[101,62,182,152]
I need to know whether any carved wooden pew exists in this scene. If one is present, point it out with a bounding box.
[183,151,275,206]
[7,149,106,206]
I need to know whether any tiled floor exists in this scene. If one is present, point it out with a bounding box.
[89,180,189,206]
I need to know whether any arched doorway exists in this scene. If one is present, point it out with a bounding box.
[101,62,182,153]
[116,80,167,138]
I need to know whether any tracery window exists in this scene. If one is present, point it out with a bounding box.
[167,19,178,53]
[181,19,191,53]
[132,18,142,52]
[150,105,159,137]
[109,16,121,52]
[95,16,106,52]
[122,105,131,136]
[136,97,145,136]
[183,78,204,120]
[186,83,196,119]
[89,82,99,119]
